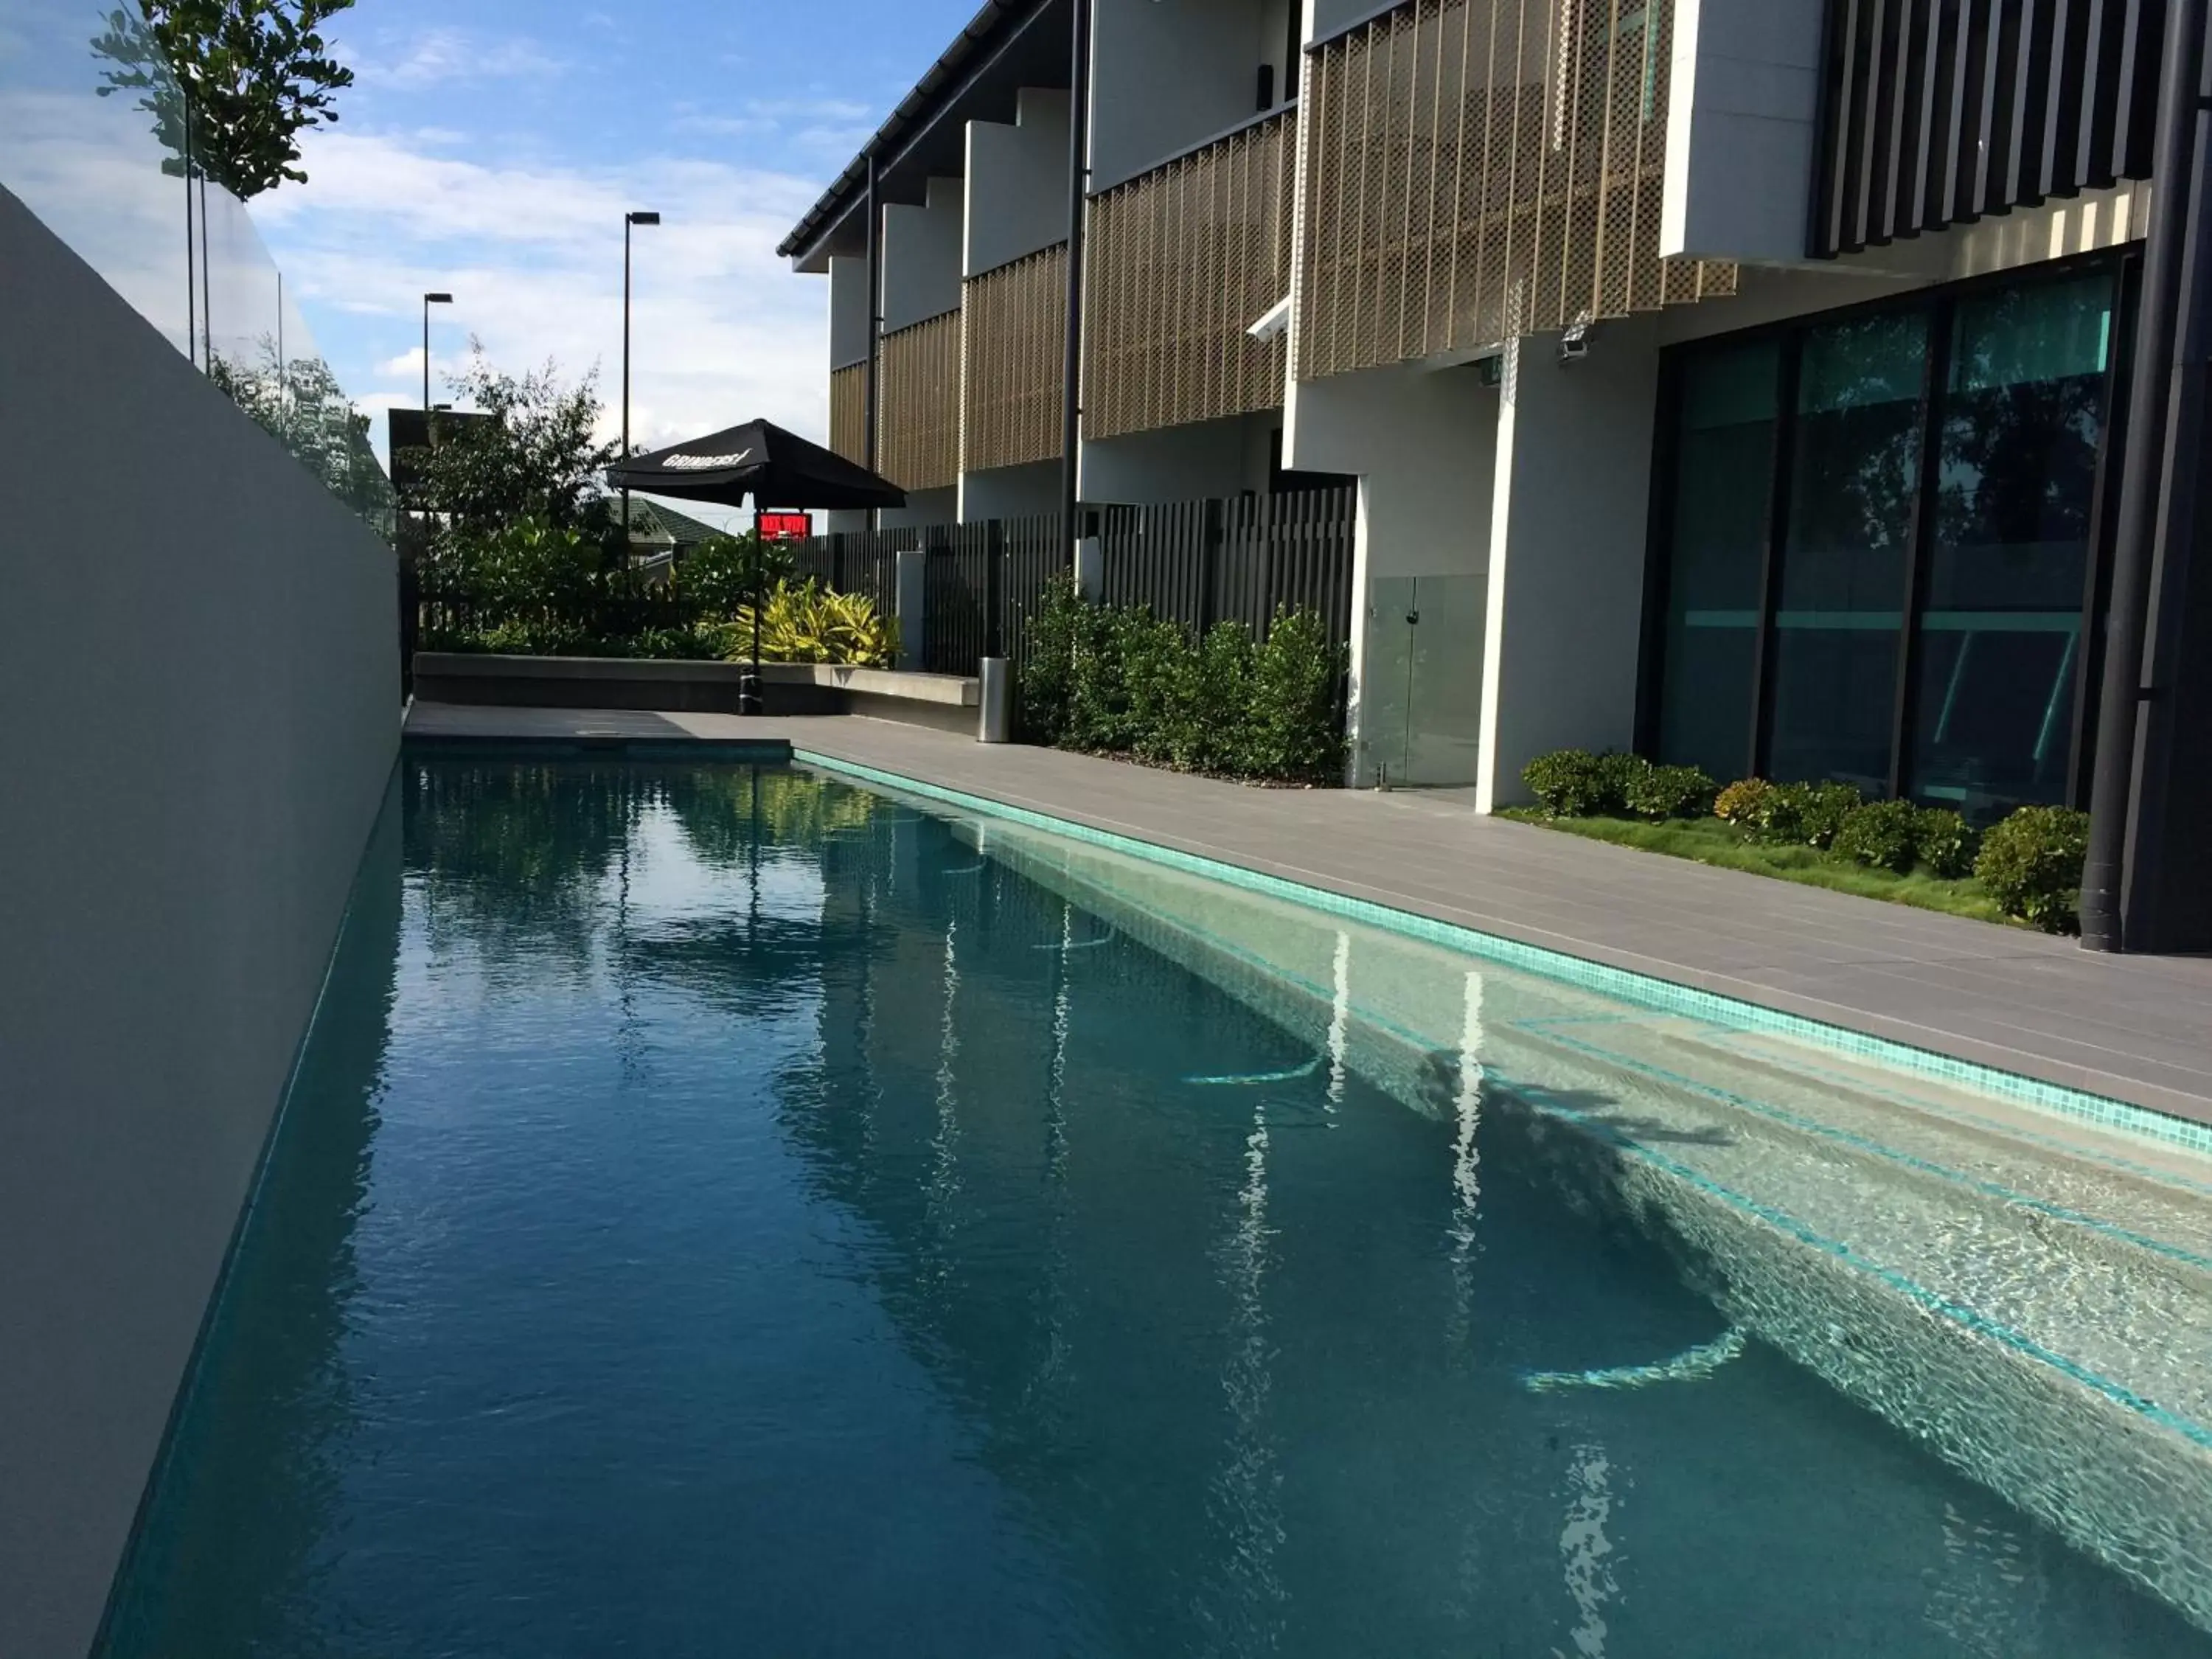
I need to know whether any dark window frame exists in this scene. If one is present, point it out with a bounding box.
[1638,247,2132,805]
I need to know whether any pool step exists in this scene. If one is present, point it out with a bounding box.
[978,823,2212,1633]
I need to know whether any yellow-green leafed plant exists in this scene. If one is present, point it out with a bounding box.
[726,579,897,668]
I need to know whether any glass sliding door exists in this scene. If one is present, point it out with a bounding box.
[1907,272,2115,818]
[1765,312,1928,792]
[1653,341,1778,782]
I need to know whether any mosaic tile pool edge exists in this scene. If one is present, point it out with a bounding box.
[793,749,2212,1162]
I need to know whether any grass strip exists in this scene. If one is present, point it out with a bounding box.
[1497,809,2011,926]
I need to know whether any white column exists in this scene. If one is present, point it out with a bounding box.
[1475,321,1661,812]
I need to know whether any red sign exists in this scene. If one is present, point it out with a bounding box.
[758,511,813,540]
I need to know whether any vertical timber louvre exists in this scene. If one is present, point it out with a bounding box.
[877,308,961,491]
[1815,0,2163,257]
[1295,0,1736,382]
[1085,109,1297,441]
[962,243,1069,472]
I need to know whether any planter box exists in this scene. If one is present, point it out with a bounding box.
[412,653,979,734]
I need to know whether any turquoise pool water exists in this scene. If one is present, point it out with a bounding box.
[101,757,2212,1656]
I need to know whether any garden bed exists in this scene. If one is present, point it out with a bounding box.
[1497,809,2010,925]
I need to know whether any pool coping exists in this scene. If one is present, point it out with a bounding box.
[793,747,2212,1161]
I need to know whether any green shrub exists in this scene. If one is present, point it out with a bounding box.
[1714,777,1775,832]
[1832,799,1920,873]
[1522,750,1615,817]
[1018,577,1083,743]
[1975,806,2091,932]
[1241,608,1343,784]
[681,532,792,616]
[1169,620,1259,774]
[1756,779,1862,848]
[1626,763,1718,821]
[1011,592,1341,784]
[1597,751,1653,810]
[1912,807,1978,880]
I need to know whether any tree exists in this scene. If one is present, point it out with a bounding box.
[94,1,355,199]
[403,346,619,546]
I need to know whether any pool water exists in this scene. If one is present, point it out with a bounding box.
[100,757,2212,1657]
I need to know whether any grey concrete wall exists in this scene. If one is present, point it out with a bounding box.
[1660,0,1826,264]
[0,184,398,1659]
[880,177,964,334]
[1091,0,1270,189]
[1079,411,1272,503]
[880,484,960,530]
[965,88,1071,278]
[959,458,1062,522]
[828,253,869,369]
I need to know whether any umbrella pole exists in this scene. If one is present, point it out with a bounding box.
[742,515,765,715]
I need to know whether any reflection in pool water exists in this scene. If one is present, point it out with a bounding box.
[100,759,2212,1658]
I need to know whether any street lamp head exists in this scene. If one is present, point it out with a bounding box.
[424,291,453,304]
[627,211,661,226]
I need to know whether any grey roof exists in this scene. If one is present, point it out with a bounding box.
[775,0,1068,268]
[622,496,728,547]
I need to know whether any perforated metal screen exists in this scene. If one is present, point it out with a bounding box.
[877,309,961,491]
[963,243,1069,473]
[1294,0,1735,383]
[828,362,866,466]
[1085,109,1295,442]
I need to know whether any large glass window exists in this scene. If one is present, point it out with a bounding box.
[1646,263,2124,813]
[1907,273,2114,818]
[1654,341,1778,782]
[1765,312,1928,791]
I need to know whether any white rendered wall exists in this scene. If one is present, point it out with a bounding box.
[880,176,964,333]
[1661,0,1826,263]
[1475,321,1660,811]
[1079,411,1273,503]
[961,459,1062,522]
[1091,0,1270,189]
[829,254,869,368]
[0,186,398,1659]
[966,88,1071,277]
[1285,359,1498,786]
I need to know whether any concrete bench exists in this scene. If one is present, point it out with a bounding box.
[411,653,981,736]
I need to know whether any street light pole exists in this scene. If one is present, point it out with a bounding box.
[421,291,452,422]
[622,211,661,542]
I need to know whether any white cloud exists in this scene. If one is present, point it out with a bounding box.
[254,126,833,465]
[355,28,568,91]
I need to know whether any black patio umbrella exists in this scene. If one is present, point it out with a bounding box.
[606,418,905,512]
[607,420,905,712]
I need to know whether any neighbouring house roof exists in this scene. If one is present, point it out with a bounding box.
[622,496,728,549]
[775,0,1068,270]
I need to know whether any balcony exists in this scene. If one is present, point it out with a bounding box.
[1083,105,1296,442]
[1295,0,1736,382]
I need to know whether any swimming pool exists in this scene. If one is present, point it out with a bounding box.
[100,755,2212,1656]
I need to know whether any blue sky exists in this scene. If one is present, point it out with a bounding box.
[252,0,975,517]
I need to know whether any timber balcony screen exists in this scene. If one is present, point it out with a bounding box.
[829,361,866,466]
[1295,0,1735,382]
[1815,0,2163,258]
[1085,108,1295,442]
[963,243,1068,473]
[877,309,961,492]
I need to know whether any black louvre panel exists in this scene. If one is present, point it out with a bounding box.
[1814,0,2164,255]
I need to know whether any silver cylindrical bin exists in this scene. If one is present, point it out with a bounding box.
[978,656,1010,743]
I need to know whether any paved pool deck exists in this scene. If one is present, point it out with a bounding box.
[404,701,2212,1129]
